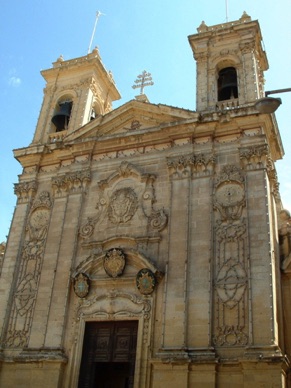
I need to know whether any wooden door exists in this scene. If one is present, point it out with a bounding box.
[78,321,138,388]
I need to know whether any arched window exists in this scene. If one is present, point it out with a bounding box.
[217,67,238,101]
[51,100,73,132]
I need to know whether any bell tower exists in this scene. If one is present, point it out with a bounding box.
[188,12,268,111]
[32,47,121,144]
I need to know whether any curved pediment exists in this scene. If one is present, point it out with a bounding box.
[73,245,162,278]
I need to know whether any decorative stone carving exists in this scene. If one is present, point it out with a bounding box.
[239,41,255,54]
[108,187,138,224]
[215,258,248,309]
[52,169,91,197]
[14,181,37,203]
[148,209,168,231]
[4,191,52,348]
[213,165,248,347]
[214,181,245,221]
[266,156,280,200]
[80,162,167,240]
[214,325,248,347]
[136,268,156,295]
[131,120,141,130]
[79,217,95,239]
[215,220,246,242]
[104,248,126,278]
[167,153,216,179]
[239,145,269,169]
[73,273,90,298]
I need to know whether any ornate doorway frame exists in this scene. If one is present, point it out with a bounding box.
[65,290,153,388]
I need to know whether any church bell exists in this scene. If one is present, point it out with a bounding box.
[51,101,72,132]
[217,67,238,101]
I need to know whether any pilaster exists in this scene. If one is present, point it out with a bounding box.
[161,156,191,350]
[0,182,37,335]
[28,170,90,348]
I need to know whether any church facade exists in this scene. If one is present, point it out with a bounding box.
[1,12,291,387]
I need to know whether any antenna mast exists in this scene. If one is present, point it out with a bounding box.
[225,0,228,22]
[87,11,104,54]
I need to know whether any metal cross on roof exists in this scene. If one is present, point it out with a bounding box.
[132,70,154,95]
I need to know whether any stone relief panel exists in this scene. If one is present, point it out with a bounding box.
[79,161,167,241]
[213,165,249,346]
[4,191,52,348]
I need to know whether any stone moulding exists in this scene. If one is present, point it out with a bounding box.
[13,348,68,363]
[156,347,217,364]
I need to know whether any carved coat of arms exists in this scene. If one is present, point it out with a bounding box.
[108,187,138,224]
[73,273,90,298]
[104,248,126,278]
[136,268,156,295]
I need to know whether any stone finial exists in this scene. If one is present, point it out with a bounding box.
[92,46,101,58]
[197,21,208,33]
[56,55,64,62]
[240,11,251,23]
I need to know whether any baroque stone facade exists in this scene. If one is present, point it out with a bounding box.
[0,12,290,388]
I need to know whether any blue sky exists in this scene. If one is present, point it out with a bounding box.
[1,0,291,242]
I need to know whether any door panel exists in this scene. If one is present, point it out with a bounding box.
[78,321,138,388]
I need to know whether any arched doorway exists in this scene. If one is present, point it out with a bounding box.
[78,321,138,388]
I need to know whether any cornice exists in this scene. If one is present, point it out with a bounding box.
[13,107,283,171]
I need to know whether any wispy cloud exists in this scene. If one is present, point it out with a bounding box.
[8,76,21,87]
[7,68,21,87]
